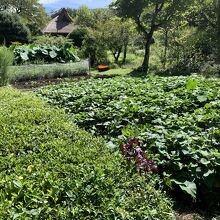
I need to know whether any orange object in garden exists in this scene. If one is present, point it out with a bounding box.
[98,65,109,72]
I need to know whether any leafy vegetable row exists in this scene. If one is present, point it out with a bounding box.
[13,44,79,64]
[37,76,220,206]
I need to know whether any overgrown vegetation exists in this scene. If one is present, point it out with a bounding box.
[33,35,72,47]
[37,76,220,207]
[0,88,173,219]
[0,46,14,86]
[13,44,79,65]
[0,0,220,218]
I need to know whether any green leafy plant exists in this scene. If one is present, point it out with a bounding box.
[0,87,173,219]
[0,46,14,86]
[13,44,79,64]
[37,76,220,206]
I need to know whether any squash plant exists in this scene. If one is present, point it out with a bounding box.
[13,44,79,64]
[37,76,220,206]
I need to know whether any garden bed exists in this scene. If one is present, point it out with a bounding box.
[13,75,90,90]
[8,60,90,84]
[36,75,220,212]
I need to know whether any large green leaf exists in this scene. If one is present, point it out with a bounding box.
[20,52,29,61]
[173,180,197,198]
[49,50,57,59]
[186,78,197,91]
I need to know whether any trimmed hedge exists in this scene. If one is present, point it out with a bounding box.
[0,88,173,219]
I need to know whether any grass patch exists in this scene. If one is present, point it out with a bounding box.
[91,68,133,76]
[0,87,173,219]
[0,46,14,86]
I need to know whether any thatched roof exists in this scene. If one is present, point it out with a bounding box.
[43,8,77,34]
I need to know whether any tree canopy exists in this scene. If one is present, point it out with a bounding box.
[111,0,191,72]
[0,11,31,45]
[0,0,49,35]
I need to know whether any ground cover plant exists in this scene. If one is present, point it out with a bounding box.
[37,76,220,207]
[0,87,173,219]
[8,60,89,83]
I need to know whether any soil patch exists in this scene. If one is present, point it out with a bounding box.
[12,75,91,90]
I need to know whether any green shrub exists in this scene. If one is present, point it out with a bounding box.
[0,46,14,86]
[201,63,220,78]
[81,29,108,66]
[163,29,217,75]
[0,88,173,219]
[37,76,220,206]
[0,12,31,46]
[68,27,89,48]
[33,35,72,47]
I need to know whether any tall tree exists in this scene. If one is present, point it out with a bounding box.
[103,18,132,63]
[112,0,191,72]
[66,8,77,19]
[75,5,94,28]
[0,11,31,45]
[0,0,48,35]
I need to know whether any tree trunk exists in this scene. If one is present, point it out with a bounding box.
[142,33,153,72]
[122,43,128,64]
[113,48,122,64]
[163,29,168,69]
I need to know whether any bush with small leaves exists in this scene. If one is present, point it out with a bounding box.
[0,46,14,86]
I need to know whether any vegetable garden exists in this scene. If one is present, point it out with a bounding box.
[0,88,173,219]
[1,0,220,217]
[37,76,220,207]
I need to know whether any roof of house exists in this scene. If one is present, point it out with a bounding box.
[43,8,77,34]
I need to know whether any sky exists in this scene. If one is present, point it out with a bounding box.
[39,0,112,13]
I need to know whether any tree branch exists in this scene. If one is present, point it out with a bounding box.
[151,1,165,31]
[135,15,148,36]
[201,12,215,28]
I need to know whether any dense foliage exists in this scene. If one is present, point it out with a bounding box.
[68,27,89,48]
[37,76,220,205]
[0,46,14,86]
[0,0,49,35]
[0,12,31,45]
[0,88,173,219]
[111,0,191,72]
[75,6,132,65]
[13,44,79,64]
[33,35,72,47]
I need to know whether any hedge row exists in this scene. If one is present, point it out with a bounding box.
[0,88,173,219]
